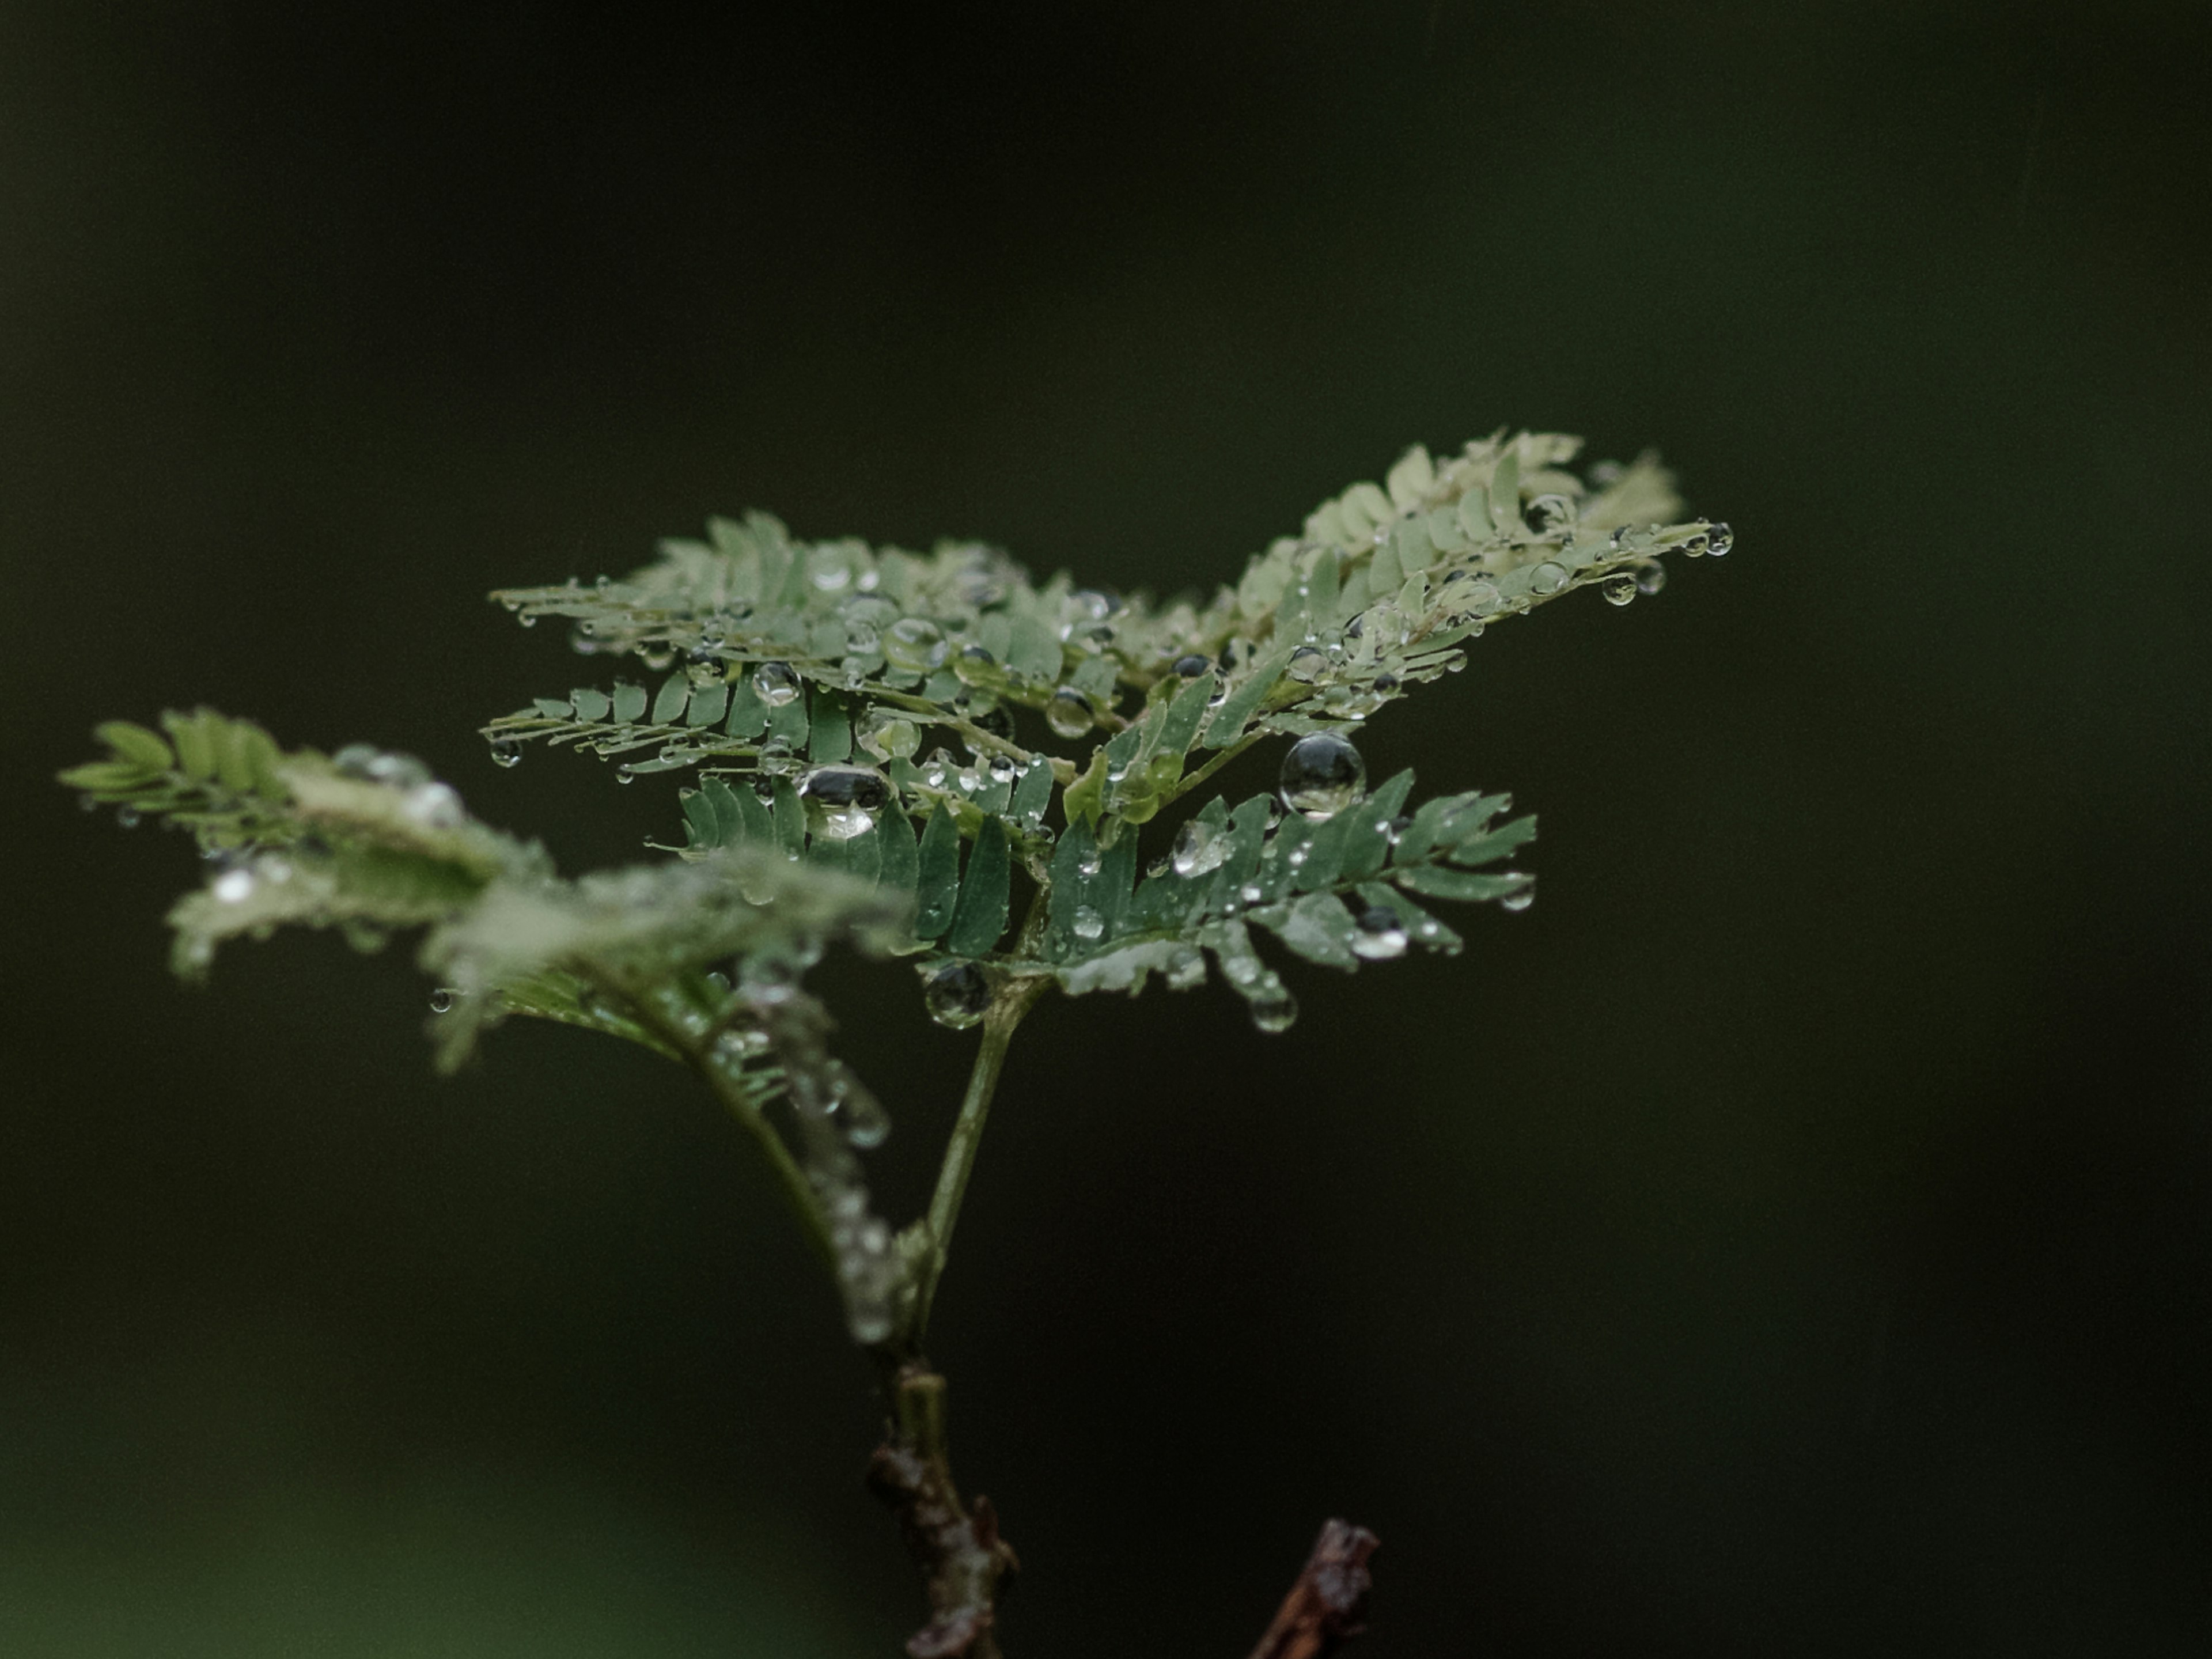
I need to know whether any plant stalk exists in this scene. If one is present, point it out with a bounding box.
[911,978,1045,1342]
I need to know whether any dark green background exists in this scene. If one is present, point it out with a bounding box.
[5,3,2208,1653]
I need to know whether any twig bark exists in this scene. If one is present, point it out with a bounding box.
[868,1362,1019,1658]
[1245,1520,1380,1659]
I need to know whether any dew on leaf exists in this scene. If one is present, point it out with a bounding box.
[1530,562,1569,596]
[489,738,523,768]
[1249,989,1299,1033]
[1172,819,1231,878]
[429,988,455,1014]
[1279,732,1367,821]
[1173,654,1210,678]
[1351,906,1408,960]
[1044,689,1093,740]
[922,960,991,1030]
[1071,906,1105,941]
[797,764,891,840]
[1286,646,1327,684]
[752,661,802,707]
[1600,573,1638,607]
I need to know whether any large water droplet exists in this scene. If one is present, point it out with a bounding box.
[212,867,255,904]
[1529,562,1569,596]
[1600,572,1638,607]
[1635,560,1666,596]
[953,643,996,685]
[1705,521,1734,557]
[1165,946,1207,991]
[1076,847,1102,879]
[429,988,455,1014]
[1171,819,1231,878]
[1249,988,1299,1033]
[1071,905,1105,941]
[1279,732,1366,821]
[1500,887,1535,912]
[1286,646,1327,684]
[752,661,802,707]
[489,738,523,768]
[1044,689,1093,740]
[922,960,991,1030]
[1351,906,1408,960]
[797,764,891,840]
[1173,654,1211,678]
[858,710,921,762]
[882,618,949,673]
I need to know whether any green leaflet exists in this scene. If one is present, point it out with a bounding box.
[944,817,1011,958]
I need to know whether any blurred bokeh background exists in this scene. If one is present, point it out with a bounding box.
[5,2,2209,1653]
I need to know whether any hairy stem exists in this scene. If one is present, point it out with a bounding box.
[910,978,1046,1343]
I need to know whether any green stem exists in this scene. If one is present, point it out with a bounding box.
[617,975,839,1275]
[910,979,1046,1341]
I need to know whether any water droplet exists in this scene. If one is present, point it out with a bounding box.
[1530,562,1569,596]
[1171,820,1229,877]
[922,960,991,1029]
[616,767,638,785]
[1525,493,1575,534]
[1278,732,1366,821]
[834,1092,891,1149]
[1071,905,1105,941]
[1500,887,1535,912]
[517,612,537,627]
[806,547,853,592]
[1238,882,1263,904]
[880,618,948,673]
[1372,672,1400,693]
[858,710,921,762]
[1635,560,1667,596]
[213,868,255,903]
[1351,906,1408,960]
[987,753,1018,783]
[921,749,951,788]
[797,764,891,840]
[115,806,140,828]
[402,782,464,826]
[953,643,997,685]
[1600,572,1638,607]
[1044,688,1092,739]
[1286,646,1327,684]
[429,988,454,1014]
[1077,847,1102,879]
[843,620,880,656]
[1165,946,1207,991]
[752,661,802,707]
[489,738,523,768]
[1706,521,1734,557]
[1173,654,1211,678]
[1249,989,1299,1033]
[641,646,676,672]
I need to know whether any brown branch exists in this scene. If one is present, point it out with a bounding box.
[867,1362,1019,1658]
[1245,1520,1380,1659]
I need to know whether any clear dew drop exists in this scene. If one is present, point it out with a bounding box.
[1173,654,1211,678]
[1635,560,1667,596]
[1600,572,1638,607]
[616,767,638,785]
[752,661,802,707]
[1044,688,1093,740]
[213,867,255,904]
[1171,819,1231,878]
[489,738,523,768]
[1076,847,1102,879]
[1286,646,1327,684]
[953,643,997,685]
[1249,988,1299,1033]
[1705,521,1734,557]
[1278,732,1367,821]
[833,1092,891,1150]
[1525,493,1575,534]
[922,960,991,1030]
[1500,887,1535,912]
[1529,561,1569,596]
[882,618,949,673]
[1351,905,1408,960]
[115,806,140,829]
[428,988,454,1014]
[858,711,921,762]
[797,763,891,840]
[1071,905,1105,941]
